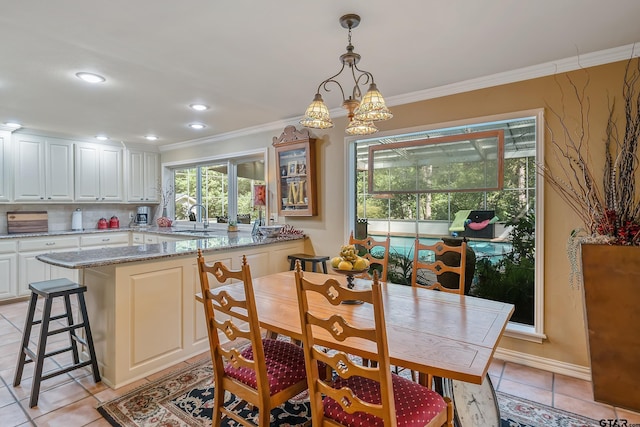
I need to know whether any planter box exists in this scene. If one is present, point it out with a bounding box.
[581,244,640,411]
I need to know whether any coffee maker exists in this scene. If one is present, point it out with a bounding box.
[136,206,151,226]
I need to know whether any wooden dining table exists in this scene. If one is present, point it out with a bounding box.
[213,270,514,385]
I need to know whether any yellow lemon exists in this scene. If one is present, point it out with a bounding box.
[331,256,342,268]
[337,260,353,271]
[353,258,368,271]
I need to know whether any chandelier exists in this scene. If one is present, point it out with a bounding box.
[299,14,393,136]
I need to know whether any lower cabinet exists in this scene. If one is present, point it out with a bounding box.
[80,233,130,249]
[17,236,80,296]
[0,241,17,300]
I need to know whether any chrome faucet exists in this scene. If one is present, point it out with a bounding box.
[188,204,209,229]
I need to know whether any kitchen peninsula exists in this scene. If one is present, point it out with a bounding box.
[36,231,307,388]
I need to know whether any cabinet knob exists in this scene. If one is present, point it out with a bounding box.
[102,238,110,242]
[47,197,52,200]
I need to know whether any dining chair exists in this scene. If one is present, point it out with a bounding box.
[411,238,468,387]
[294,265,454,427]
[411,238,467,294]
[348,231,391,282]
[196,249,309,427]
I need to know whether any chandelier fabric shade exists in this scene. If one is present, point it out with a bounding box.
[345,119,378,135]
[299,13,392,136]
[354,83,393,122]
[299,94,333,129]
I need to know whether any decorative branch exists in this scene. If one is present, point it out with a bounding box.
[539,57,640,246]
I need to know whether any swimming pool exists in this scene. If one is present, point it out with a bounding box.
[370,234,512,264]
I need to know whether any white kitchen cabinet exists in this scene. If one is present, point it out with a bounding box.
[81,232,130,249]
[0,131,11,202]
[127,150,160,202]
[75,142,123,202]
[131,232,158,245]
[17,236,80,296]
[0,241,17,300]
[13,135,74,201]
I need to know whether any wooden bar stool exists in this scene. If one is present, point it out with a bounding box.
[287,253,329,273]
[14,278,101,408]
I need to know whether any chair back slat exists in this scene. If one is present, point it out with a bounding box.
[349,231,391,282]
[307,313,378,343]
[313,348,379,382]
[411,238,467,295]
[196,250,270,417]
[295,267,397,426]
[300,275,374,306]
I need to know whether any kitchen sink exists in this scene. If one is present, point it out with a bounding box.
[173,229,222,236]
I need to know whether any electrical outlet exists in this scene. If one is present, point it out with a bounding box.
[270,213,277,223]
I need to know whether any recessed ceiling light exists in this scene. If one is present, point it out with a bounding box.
[145,135,159,141]
[76,72,106,83]
[95,135,109,141]
[4,122,22,129]
[190,104,209,111]
[189,123,206,130]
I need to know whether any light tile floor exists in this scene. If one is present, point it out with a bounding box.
[1,298,639,426]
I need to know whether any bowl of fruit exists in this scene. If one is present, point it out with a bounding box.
[331,245,370,286]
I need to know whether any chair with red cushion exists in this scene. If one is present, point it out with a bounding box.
[196,249,308,427]
[294,264,454,427]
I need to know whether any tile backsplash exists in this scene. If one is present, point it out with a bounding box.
[0,204,161,234]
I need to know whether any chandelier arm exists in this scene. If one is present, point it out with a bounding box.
[353,63,375,86]
[316,64,348,101]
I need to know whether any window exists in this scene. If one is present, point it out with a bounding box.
[349,109,545,341]
[168,151,266,226]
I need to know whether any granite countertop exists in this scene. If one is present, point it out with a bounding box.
[0,225,247,239]
[36,231,305,269]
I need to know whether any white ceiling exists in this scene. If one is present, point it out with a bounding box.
[1,1,639,148]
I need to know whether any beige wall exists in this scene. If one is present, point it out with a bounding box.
[162,59,633,369]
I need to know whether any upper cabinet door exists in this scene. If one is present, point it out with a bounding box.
[0,131,11,202]
[45,139,74,201]
[75,142,123,202]
[127,150,145,202]
[75,143,101,201]
[100,145,123,201]
[127,149,159,202]
[14,134,74,201]
[14,135,46,201]
[143,151,159,202]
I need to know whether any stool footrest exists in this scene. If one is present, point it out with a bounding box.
[47,322,87,337]
[31,312,70,326]
[22,344,78,363]
[40,360,94,382]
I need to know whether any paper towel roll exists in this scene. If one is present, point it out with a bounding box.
[72,209,83,231]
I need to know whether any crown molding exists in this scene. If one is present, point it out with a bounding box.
[159,118,299,152]
[162,43,639,152]
[387,43,639,108]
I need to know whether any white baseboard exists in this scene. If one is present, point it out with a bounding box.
[494,347,592,381]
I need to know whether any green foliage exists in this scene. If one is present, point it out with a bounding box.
[470,211,536,325]
[387,249,414,285]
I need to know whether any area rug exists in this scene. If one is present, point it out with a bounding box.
[97,358,600,427]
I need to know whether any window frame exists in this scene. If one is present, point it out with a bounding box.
[346,108,546,343]
[161,148,268,229]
